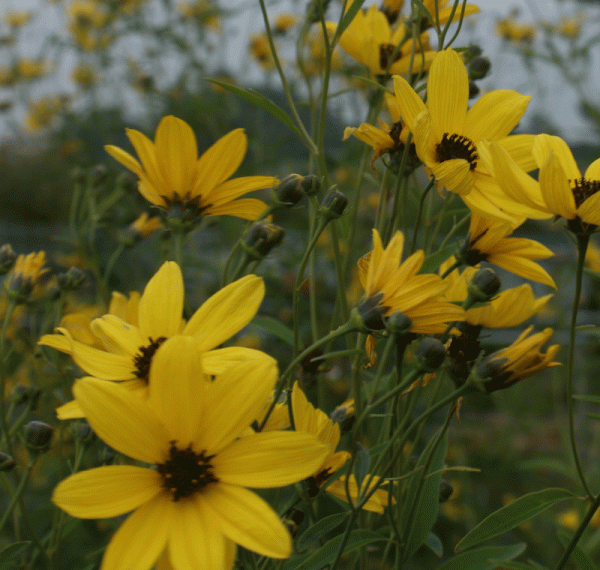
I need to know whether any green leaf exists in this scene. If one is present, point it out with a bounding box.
[557,528,599,570]
[401,429,448,559]
[250,316,294,346]
[206,80,312,150]
[353,442,370,488]
[518,458,578,483]
[573,395,600,405]
[424,532,444,558]
[283,530,385,570]
[455,488,576,552]
[421,244,459,274]
[0,542,30,567]
[296,512,350,552]
[333,0,366,42]
[499,562,547,570]
[438,543,527,570]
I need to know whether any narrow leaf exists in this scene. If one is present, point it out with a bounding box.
[296,512,350,552]
[250,316,294,346]
[333,0,365,42]
[424,532,444,558]
[573,395,600,405]
[455,488,576,552]
[0,542,30,566]
[438,543,527,570]
[421,244,460,274]
[353,442,370,488]
[557,528,599,570]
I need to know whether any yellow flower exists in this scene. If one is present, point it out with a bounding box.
[16,59,45,79]
[325,4,436,77]
[495,17,536,42]
[39,262,271,418]
[71,63,97,88]
[6,9,32,28]
[458,214,556,287]
[68,0,112,50]
[381,0,480,29]
[292,383,388,513]
[53,338,329,570]
[24,97,63,132]
[7,252,49,302]
[555,15,582,40]
[585,240,600,272]
[393,48,541,223]
[482,135,600,229]
[357,230,465,334]
[274,13,297,34]
[178,0,220,29]
[249,34,275,70]
[476,326,560,392]
[105,116,276,220]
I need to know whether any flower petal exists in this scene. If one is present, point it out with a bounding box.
[215,431,328,488]
[205,198,269,220]
[431,159,473,195]
[100,494,172,570]
[56,399,83,420]
[90,315,143,356]
[105,145,144,177]
[539,152,577,219]
[206,176,277,206]
[70,342,135,380]
[202,347,274,375]
[184,274,264,349]
[577,193,600,226]
[584,157,600,181]
[202,484,291,559]
[126,127,168,201]
[138,261,184,340]
[74,377,169,463]
[533,134,581,180]
[52,465,162,518]
[392,75,426,132]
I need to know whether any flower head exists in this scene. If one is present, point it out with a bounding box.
[393,48,540,223]
[7,251,49,303]
[292,383,388,513]
[357,230,465,334]
[39,262,271,418]
[105,116,277,222]
[53,338,329,570]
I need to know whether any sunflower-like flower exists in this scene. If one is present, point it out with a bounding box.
[357,230,465,334]
[457,213,556,287]
[291,382,388,513]
[392,48,545,223]
[7,251,49,303]
[39,262,271,418]
[105,115,277,221]
[381,0,480,29]
[343,93,417,171]
[325,4,436,77]
[475,326,560,392]
[53,337,329,570]
[482,135,600,231]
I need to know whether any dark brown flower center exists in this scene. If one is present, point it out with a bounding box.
[158,442,218,501]
[133,336,167,383]
[436,133,478,170]
[161,193,213,218]
[570,177,600,209]
[306,467,332,497]
[379,43,403,70]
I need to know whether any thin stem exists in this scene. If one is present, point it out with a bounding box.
[410,179,436,253]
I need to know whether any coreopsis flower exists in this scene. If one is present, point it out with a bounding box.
[442,259,552,328]
[495,17,535,42]
[343,93,417,171]
[25,97,64,131]
[71,63,97,88]
[68,0,112,51]
[325,4,437,77]
[105,116,276,221]
[457,214,556,287]
[554,15,582,40]
[53,338,329,570]
[39,262,271,418]
[475,326,560,392]
[292,383,388,513]
[393,48,542,223]
[357,230,465,333]
[482,135,600,230]
[7,252,49,303]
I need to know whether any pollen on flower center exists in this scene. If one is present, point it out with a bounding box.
[379,43,403,70]
[133,336,167,383]
[158,442,218,501]
[570,178,600,209]
[436,133,479,170]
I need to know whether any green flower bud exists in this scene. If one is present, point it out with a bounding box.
[467,268,501,303]
[24,421,54,453]
[319,186,348,220]
[413,337,447,372]
[0,452,15,471]
[385,311,412,335]
[300,174,321,196]
[354,293,387,331]
[243,221,285,259]
[90,164,108,187]
[57,267,87,292]
[71,420,96,446]
[468,56,491,80]
[273,174,307,206]
[0,244,17,275]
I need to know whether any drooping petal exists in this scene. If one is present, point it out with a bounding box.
[70,342,135,380]
[90,315,143,356]
[431,159,473,195]
[104,145,144,178]
[74,377,169,463]
[184,274,264,349]
[100,494,173,570]
[214,431,328,488]
[168,496,226,570]
[496,134,537,172]
[52,465,162,518]
[465,90,530,142]
[154,116,198,199]
[149,335,206,444]
[427,49,468,141]
[199,358,277,452]
[325,475,389,514]
[138,261,184,340]
[202,484,292,559]
[489,255,556,288]
[194,129,247,197]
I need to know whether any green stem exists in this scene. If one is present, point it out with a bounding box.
[0,299,17,457]
[410,178,436,253]
[566,233,593,499]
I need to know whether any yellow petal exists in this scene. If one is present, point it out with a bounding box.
[202,484,291,558]
[104,144,144,177]
[427,49,468,141]
[205,176,277,206]
[90,315,143,356]
[490,255,556,288]
[584,158,600,181]
[577,193,600,226]
[205,198,268,220]
[100,494,172,570]
[138,261,184,340]
[56,399,83,420]
[496,134,537,172]
[70,342,135,380]
[431,159,473,195]
[52,465,161,518]
[154,116,198,198]
[194,129,247,197]
[533,134,581,180]
[168,497,226,570]
[215,432,328,488]
[74,377,169,463]
[126,127,167,200]
[184,275,264,349]
[202,347,274,375]
[539,152,576,219]
[392,75,426,132]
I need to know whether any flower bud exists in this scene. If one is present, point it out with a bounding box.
[70,167,86,184]
[12,384,42,409]
[439,479,454,503]
[71,420,96,446]
[272,174,307,206]
[468,56,491,80]
[300,174,321,196]
[467,268,501,303]
[90,164,108,187]
[57,267,87,292]
[468,81,480,99]
[0,452,15,471]
[243,221,285,259]
[413,337,447,372]
[385,311,412,335]
[354,294,387,331]
[462,44,482,64]
[0,244,17,275]
[319,186,348,220]
[24,421,54,453]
